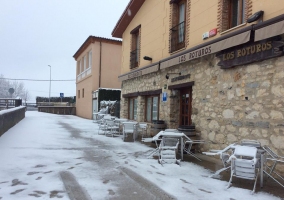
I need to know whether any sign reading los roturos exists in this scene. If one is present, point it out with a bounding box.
[217,37,284,69]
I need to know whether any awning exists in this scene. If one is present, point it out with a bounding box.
[255,19,284,42]
[118,63,159,81]
[161,30,251,69]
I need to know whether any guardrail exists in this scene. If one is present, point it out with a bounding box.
[0,106,26,137]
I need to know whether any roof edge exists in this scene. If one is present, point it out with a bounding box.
[73,36,122,59]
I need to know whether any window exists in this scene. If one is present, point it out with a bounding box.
[77,60,80,75]
[170,0,186,53]
[78,90,80,99]
[146,96,159,122]
[129,98,138,120]
[82,88,84,98]
[228,0,245,28]
[80,58,83,73]
[130,25,141,69]
[84,56,87,71]
[88,51,92,68]
[218,0,250,32]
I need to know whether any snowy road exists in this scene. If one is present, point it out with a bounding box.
[0,111,281,200]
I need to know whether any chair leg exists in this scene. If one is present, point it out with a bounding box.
[227,170,234,189]
[252,169,259,194]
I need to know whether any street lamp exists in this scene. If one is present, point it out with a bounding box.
[48,65,51,103]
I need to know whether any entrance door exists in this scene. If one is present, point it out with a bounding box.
[93,99,98,113]
[180,87,192,126]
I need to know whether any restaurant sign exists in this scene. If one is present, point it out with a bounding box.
[217,38,284,69]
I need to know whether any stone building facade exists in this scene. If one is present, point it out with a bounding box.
[112,0,284,173]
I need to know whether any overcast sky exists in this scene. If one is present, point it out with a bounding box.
[0,0,129,102]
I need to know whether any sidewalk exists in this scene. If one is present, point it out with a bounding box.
[0,111,282,200]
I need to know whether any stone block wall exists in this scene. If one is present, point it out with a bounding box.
[120,55,284,171]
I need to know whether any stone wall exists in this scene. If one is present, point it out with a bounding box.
[0,106,26,137]
[120,55,284,162]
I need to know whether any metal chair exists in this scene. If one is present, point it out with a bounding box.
[158,137,180,165]
[262,145,284,188]
[227,146,259,193]
[136,123,148,139]
[105,120,119,137]
[122,122,138,142]
[183,139,205,161]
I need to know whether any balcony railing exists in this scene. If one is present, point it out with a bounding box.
[130,49,139,69]
[170,21,185,53]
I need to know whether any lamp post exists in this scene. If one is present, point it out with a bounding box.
[48,65,51,103]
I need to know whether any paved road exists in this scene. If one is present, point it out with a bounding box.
[59,121,175,200]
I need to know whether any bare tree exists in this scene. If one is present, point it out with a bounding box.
[0,74,29,100]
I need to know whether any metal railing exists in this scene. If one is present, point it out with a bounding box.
[170,21,185,53]
[130,49,139,69]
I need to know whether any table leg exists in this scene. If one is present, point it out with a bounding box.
[260,153,264,188]
[181,137,183,160]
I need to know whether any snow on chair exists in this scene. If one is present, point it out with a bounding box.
[227,145,259,193]
[158,137,180,165]
[122,122,138,142]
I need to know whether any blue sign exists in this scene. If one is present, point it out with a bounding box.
[60,93,64,98]
[162,92,167,102]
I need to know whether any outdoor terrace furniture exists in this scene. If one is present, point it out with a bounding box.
[122,122,138,142]
[114,118,128,135]
[105,120,120,137]
[158,137,180,165]
[227,145,259,193]
[183,139,205,161]
[261,145,284,188]
[136,122,149,139]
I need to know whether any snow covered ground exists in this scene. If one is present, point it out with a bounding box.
[0,111,282,200]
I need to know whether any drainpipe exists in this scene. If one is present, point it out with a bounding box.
[99,40,102,88]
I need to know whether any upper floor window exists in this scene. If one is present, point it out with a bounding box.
[130,25,141,69]
[229,0,245,28]
[170,0,186,53]
[78,90,80,99]
[83,55,87,71]
[218,0,251,32]
[82,88,84,98]
[77,60,80,75]
[88,51,92,69]
[80,58,83,73]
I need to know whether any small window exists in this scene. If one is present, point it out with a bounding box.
[130,25,141,69]
[146,96,159,122]
[82,88,84,98]
[78,90,80,99]
[129,97,138,120]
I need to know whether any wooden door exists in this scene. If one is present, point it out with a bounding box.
[180,87,192,126]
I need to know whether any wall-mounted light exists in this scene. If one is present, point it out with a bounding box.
[143,56,152,61]
[247,10,264,23]
[165,72,181,79]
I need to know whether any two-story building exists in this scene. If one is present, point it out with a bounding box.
[112,0,284,154]
[73,36,122,119]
